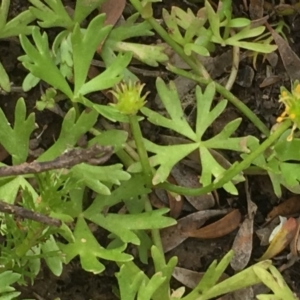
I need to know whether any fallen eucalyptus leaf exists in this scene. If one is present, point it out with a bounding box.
[186,209,242,239]
[161,209,229,252]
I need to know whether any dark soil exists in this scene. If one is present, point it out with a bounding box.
[2,0,300,299]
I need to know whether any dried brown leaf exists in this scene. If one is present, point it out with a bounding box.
[99,0,126,26]
[231,181,257,270]
[161,209,229,252]
[231,218,254,271]
[267,23,300,80]
[149,191,167,209]
[249,0,264,20]
[171,164,215,211]
[267,196,300,220]
[97,0,126,53]
[186,209,242,239]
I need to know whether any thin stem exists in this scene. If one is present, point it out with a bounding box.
[168,64,270,137]
[225,30,239,91]
[129,115,153,186]
[157,120,291,196]
[129,0,211,79]
[129,116,165,260]
[143,194,165,256]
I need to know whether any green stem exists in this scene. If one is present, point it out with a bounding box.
[157,120,291,196]
[129,115,153,186]
[143,194,165,256]
[129,0,210,79]
[225,30,239,91]
[129,115,165,259]
[168,64,270,137]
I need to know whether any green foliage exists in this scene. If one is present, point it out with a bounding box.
[0,0,297,299]
[0,0,35,92]
[0,271,21,299]
[163,0,277,57]
[114,249,296,300]
[131,79,258,194]
[0,98,35,165]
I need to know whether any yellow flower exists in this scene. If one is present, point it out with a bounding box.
[277,81,300,141]
[110,81,149,115]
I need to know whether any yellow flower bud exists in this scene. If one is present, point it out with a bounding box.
[110,81,149,115]
[277,81,300,140]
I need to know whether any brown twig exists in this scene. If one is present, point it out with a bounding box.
[0,144,113,177]
[0,200,62,227]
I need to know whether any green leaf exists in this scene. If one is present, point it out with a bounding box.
[19,27,73,98]
[138,272,166,300]
[88,130,128,152]
[0,10,35,38]
[227,18,250,28]
[128,140,199,185]
[273,132,300,161]
[73,0,105,23]
[172,6,199,30]
[280,163,300,192]
[142,78,196,140]
[26,246,41,279]
[196,250,234,295]
[86,174,151,212]
[71,164,131,195]
[0,271,21,293]
[199,147,241,194]
[253,265,296,300]
[78,52,132,96]
[204,119,258,152]
[227,40,277,53]
[84,208,176,245]
[194,259,272,299]
[0,176,38,204]
[184,17,207,43]
[151,246,177,300]
[134,231,153,264]
[162,8,184,44]
[205,0,223,43]
[0,0,9,31]
[116,263,146,300]
[71,14,112,95]
[195,83,225,139]
[57,32,73,80]
[29,0,73,28]
[57,222,75,243]
[113,42,168,67]
[100,46,139,83]
[38,108,98,161]
[62,186,85,218]
[226,26,265,42]
[22,73,40,92]
[0,61,10,92]
[77,96,130,122]
[0,292,21,300]
[107,15,153,41]
[41,235,63,276]
[184,43,210,56]
[0,98,35,164]
[59,216,132,274]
